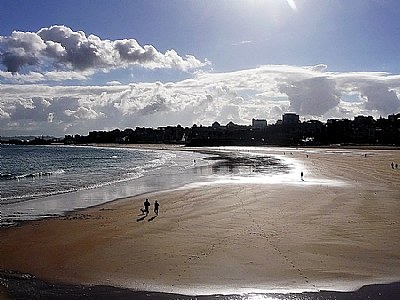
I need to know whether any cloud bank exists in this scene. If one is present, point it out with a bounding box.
[0,25,208,78]
[1,64,400,136]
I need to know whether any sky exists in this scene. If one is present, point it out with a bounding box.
[1,0,400,137]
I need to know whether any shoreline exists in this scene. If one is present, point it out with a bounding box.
[1,146,400,298]
[1,269,400,299]
[1,144,219,227]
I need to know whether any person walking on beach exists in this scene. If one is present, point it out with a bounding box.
[143,198,150,215]
[154,200,160,216]
[391,162,394,169]
[301,171,304,181]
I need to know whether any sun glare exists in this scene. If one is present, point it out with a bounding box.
[236,0,297,11]
[286,0,297,11]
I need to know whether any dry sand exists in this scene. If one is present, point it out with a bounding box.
[1,147,400,295]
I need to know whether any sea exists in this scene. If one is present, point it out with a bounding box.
[0,144,295,227]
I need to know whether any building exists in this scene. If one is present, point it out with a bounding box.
[252,118,267,129]
[282,113,300,125]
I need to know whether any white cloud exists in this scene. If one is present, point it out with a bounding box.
[0,30,46,72]
[44,70,92,81]
[0,70,44,82]
[0,107,11,119]
[361,84,400,115]
[106,80,122,86]
[279,76,340,116]
[0,25,209,79]
[48,112,54,123]
[64,106,103,120]
[232,40,253,46]
[0,64,399,136]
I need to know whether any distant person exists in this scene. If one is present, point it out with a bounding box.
[364,154,367,158]
[143,198,150,215]
[301,171,304,181]
[154,200,160,215]
[396,163,398,169]
[391,162,394,169]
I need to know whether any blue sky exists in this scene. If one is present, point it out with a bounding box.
[1,0,400,136]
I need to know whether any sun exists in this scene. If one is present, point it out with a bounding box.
[244,0,297,12]
[286,0,297,11]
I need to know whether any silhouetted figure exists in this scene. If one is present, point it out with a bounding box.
[143,198,150,215]
[391,162,394,169]
[301,171,304,181]
[154,200,160,215]
[364,154,367,158]
[306,154,309,158]
[396,163,398,169]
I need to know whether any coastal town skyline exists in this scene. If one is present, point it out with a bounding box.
[2,0,400,137]
[4,112,399,148]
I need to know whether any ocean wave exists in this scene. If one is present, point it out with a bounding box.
[1,146,201,227]
[1,171,144,205]
[0,169,65,181]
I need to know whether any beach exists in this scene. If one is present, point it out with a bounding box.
[1,147,400,298]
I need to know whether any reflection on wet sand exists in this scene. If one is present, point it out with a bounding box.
[207,152,290,176]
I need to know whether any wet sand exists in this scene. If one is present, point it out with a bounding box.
[1,147,400,298]
[2,269,400,300]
